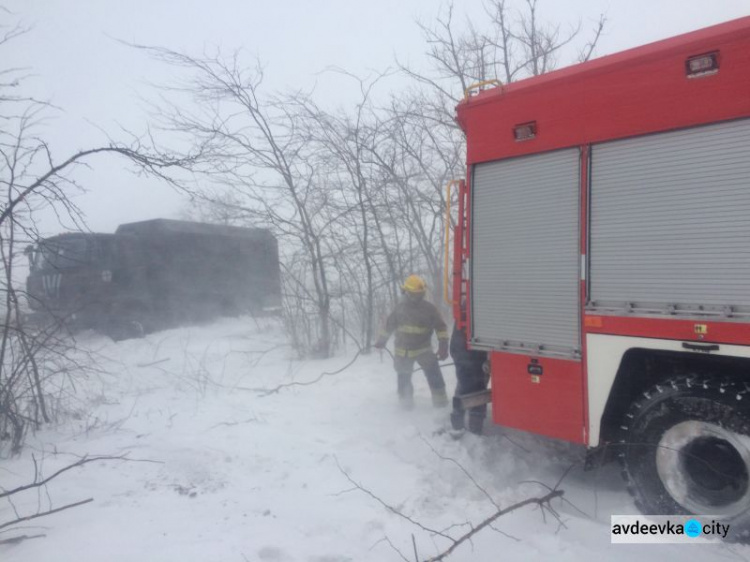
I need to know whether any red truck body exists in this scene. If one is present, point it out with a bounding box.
[453,17,750,446]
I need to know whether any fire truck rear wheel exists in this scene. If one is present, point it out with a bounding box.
[619,376,750,540]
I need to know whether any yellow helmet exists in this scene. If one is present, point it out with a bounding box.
[402,274,427,294]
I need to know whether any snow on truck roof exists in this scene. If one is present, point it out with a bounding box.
[458,15,750,109]
[115,219,275,240]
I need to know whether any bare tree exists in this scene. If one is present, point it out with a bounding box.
[380,0,607,316]
[374,92,464,310]
[136,1,608,358]
[288,70,404,351]
[138,46,338,357]
[0,115,196,453]
[402,0,606,98]
[0,12,200,454]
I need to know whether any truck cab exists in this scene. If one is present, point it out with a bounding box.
[26,233,120,329]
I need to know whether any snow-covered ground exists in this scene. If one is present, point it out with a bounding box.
[2,317,747,561]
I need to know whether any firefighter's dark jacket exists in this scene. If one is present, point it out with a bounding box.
[380,297,449,358]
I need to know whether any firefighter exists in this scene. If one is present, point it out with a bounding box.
[449,324,489,435]
[374,275,450,409]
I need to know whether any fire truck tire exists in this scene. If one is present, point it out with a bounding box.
[619,376,750,540]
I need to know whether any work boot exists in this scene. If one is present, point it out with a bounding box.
[431,387,449,408]
[468,413,484,435]
[450,410,465,431]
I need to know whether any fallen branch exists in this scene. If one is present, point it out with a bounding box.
[136,357,171,368]
[0,498,94,531]
[520,462,591,520]
[0,533,47,546]
[336,451,567,562]
[423,489,564,562]
[419,435,499,509]
[0,455,127,499]
[334,457,452,541]
[208,415,260,430]
[255,350,363,396]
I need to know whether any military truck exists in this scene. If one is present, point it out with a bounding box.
[25,219,282,339]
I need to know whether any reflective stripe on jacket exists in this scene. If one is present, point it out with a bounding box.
[380,297,448,353]
[394,346,433,358]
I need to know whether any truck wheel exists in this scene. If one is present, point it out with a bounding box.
[105,303,149,341]
[619,376,750,539]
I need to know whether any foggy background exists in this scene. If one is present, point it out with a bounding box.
[3,7,750,559]
[5,0,750,235]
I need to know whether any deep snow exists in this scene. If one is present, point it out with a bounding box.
[2,317,748,561]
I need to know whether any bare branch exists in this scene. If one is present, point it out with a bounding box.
[334,456,453,541]
[0,455,129,499]
[0,498,94,532]
[424,489,564,562]
[579,14,607,62]
[254,350,363,396]
[419,434,500,509]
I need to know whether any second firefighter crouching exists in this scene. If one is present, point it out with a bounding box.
[374,275,450,409]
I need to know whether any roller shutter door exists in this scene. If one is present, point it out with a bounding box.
[589,118,750,317]
[471,149,581,356]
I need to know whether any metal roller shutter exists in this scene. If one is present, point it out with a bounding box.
[589,118,750,318]
[471,149,581,356]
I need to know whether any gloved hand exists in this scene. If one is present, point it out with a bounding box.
[374,338,386,349]
[438,339,449,360]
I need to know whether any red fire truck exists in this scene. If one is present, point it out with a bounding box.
[450,17,750,527]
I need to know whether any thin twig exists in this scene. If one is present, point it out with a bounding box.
[208,416,259,430]
[423,489,564,562]
[135,357,171,368]
[419,434,499,509]
[334,457,452,541]
[0,455,126,499]
[255,350,363,396]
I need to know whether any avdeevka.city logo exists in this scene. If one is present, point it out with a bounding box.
[611,515,731,543]
[684,519,702,538]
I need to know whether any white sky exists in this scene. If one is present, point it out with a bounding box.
[5,0,750,235]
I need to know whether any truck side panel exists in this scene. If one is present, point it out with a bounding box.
[116,219,282,317]
[471,148,581,357]
[491,352,585,443]
[589,118,750,317]
[471,148,586,443]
